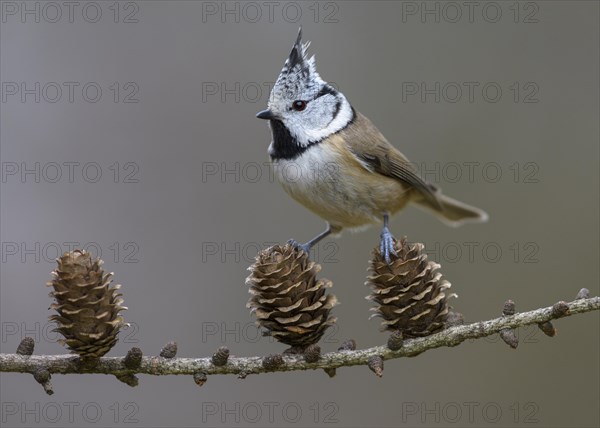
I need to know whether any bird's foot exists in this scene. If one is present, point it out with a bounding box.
[379,227,398,265]
[287,239,311,254]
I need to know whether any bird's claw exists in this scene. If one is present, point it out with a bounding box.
[287,239,311,254]
[379,227,397,265]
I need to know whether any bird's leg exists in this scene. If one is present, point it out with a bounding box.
[380,213,398,265]
[288,224,333,254]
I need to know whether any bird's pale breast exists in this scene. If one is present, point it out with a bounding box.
[272,135,412,230]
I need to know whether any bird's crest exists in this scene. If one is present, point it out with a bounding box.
[271,27,325,105]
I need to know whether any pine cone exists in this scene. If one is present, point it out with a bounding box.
[366,237,455,337]
[246,244,337,349]
[47,250,127,359]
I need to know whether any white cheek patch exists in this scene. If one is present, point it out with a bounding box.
[287,96,354,147]
[310,97,354,140]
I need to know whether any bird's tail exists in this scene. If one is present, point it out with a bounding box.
[415,193,488,227]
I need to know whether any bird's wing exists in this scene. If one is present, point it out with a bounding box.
[342,113,441,209]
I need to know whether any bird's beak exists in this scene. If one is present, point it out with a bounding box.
[256,109,277,120]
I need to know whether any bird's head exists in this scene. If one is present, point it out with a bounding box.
[256,28,354,150]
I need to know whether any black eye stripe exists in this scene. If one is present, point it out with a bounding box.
[332,100,342,119]
[314,85,338,100]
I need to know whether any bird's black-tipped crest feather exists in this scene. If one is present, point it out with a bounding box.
[286,27,307,70]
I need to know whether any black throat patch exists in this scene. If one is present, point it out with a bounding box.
[268,120,317,161]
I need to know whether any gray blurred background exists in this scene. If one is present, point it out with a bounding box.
[1,1,598,427]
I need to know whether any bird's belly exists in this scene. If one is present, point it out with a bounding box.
[273,147,410,229]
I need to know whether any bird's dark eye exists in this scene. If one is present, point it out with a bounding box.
[292,100,307,111]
